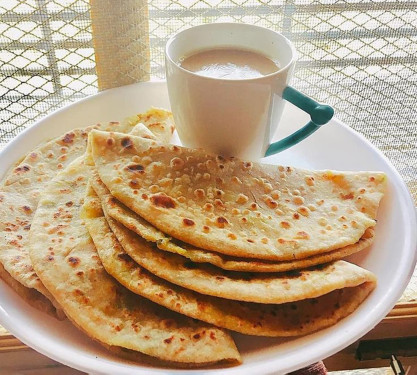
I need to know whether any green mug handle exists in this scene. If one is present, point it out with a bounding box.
[264,86,334,157]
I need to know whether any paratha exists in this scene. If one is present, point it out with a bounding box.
[97,201,376,304]
[90,130,386,261]
[123,107,175,143]
[0,127,96,318]
[29,156,240,365]
[83,184,376,336]
[0,108,174,318]
[90,170,375,272]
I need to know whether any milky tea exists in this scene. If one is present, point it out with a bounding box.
[165,23,300,159]
[179,48,280,80]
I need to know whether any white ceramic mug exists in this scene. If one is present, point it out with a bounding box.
[165,23,334,160]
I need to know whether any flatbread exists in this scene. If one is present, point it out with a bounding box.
[85,123,156,166]
[98,202,376,304]
[0,109,174,318]
[90,170,375,272]
[123,107,175,143]
[83,185,376,336]
[29,156,240,365]
[90,130,386,261]
[0,126,97,318]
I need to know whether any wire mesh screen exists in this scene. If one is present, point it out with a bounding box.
[0,0,416,204]
[148,1,417,203]
[0,0,97,144]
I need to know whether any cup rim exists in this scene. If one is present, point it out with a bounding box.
[165,22,297,82]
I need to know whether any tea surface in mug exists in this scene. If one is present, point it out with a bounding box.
[179,48,280,80]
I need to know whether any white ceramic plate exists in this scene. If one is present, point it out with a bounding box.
[0,82,416,374]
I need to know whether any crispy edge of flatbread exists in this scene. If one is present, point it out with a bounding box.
[98,207,377,305]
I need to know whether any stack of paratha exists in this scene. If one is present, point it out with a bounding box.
[0,109,175,319]
[1,109,240,366]
[0,107,387,368]
[84,128,385,333]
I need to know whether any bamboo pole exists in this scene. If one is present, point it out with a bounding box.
[89,0,150,90]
